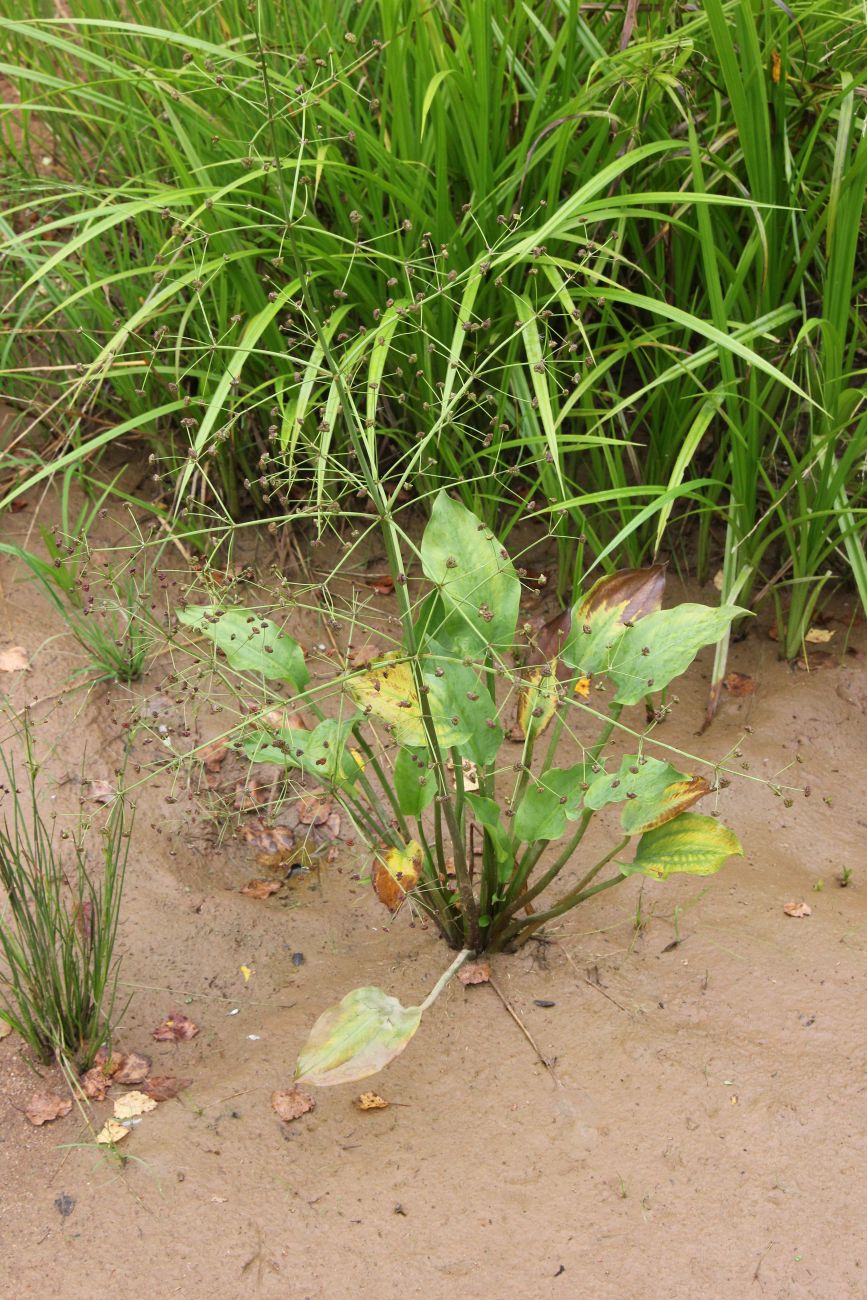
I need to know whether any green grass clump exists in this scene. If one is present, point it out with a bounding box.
[0,734,131,1068]
[0,0,865,668]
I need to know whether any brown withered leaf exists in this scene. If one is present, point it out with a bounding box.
[297,789,333,826]
[367,575,394,596]
[263,707,309,732]
[80,1067,111,1101]
[796,651,837,672]
[114,1052,152,1085]
[152,1011,199,1042]
[142,1075,193,1102]
[0,645,29,672]
[241,877,282,900]
[25,1091,72,1126]
[458,960,491,986]
[271,1087,315,1122]
[200,741,228,773]
[87,779,115,805]
[723,671,755,697]
[783,900,812,918]
[233,781,269,812]
[93,1046,124,1076]
[347,641,386,669]
[0,1020,11,1041]
[321,811,342,840]
[355,1092,389,1111]
[371,842,422,912]
[239,818,296,865]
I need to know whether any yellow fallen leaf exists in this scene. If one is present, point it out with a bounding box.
[355,1092,389,1111]
[113,1090,158,1119]
[805,627,833,644]
[574,676,591,698]
[240,964,253,982]
[96,1118,130,1145]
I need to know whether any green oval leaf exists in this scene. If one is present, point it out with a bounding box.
[607,605,749,705]
[420,491,520,655]
[295,987,422,1087]
[242,717,359,783]
[393,747,437,817]
[620,813,742,879]
[177,605,308,690]
[513,763,590,842]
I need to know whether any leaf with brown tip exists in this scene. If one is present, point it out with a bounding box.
[561,565,666,677]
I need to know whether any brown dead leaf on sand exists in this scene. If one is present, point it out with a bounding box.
[347,641,386,669]
[723,671,755,697]
[25,1091,72,1126]
[80,1067,111,1101]
[114,1052,152,1085]
[0,646,29,672]
[241,878,282,900]
[239,818,296,867]
[142,1075,193,1102]
[0,1020,11,1041]
[297,789,333,826]
[271,1088,315,1123]
[200,741,228,773]
[263,707,309,732]
[783,900,812,918]
[87,779,115,804]
[355,1092,389,1111]
[458,960,492,986]
[366,575,394,596]
[93,1046,124,1075]
[152,1012,199,1042]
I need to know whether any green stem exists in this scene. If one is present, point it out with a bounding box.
[491,837,630,952]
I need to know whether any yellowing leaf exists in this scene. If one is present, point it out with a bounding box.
[805,627,833,644]
[573,676,591,698]
[562,565,666,677]
[620,813,742,879]
[346,656,426,745]
[516,665,559,739]
[240,964,253,983]
[371,841,422,912]
[113,1090,158,1120]
[295,987,422,1087]
[96,1118,130,1145]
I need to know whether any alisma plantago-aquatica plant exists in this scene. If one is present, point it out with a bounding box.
[178,491,745,1086]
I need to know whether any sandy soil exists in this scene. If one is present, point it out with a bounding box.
[1,476,865,1300]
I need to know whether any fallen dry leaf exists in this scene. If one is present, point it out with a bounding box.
[458,960,492,986]
[142,1075,192,1102]
[239,818,296,866]
[347,641,386,669]
[152,1011,199,1042]
[25,1091,72,1126]
[114,1052,152,1086]
[805,626,834,644]
[321,811,342,840]
[80,1067,111,1101]
[93,1046,124,1075]
[796,651,836,672]
[366,575,394,596]
[355,1092,389,1111]
[233,781,269,812]
[297,789,333,826]
[0,645,29,672]
[271,1087,315,1123]
[240,877,282,900]
[0,1020,12,1041]
[200,741,228,773]
[723,671,755,697]
[113,1090,158,1120]
[96,1118,130,1145]
[87,779,115,805]
[712,569,724,592]
[263,707,309,732]
[783,900,812,918]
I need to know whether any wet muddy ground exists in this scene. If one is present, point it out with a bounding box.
[1,477,865,1299]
